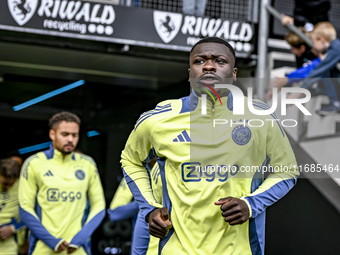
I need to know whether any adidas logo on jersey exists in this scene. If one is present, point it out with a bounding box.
[173,130,191,142]
[44,170,53,177]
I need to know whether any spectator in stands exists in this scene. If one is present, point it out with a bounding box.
[182,0,207,17]
[285,30,317,68]
[288,22,340,115]
[265,29,320,100]
[281,0,331,31]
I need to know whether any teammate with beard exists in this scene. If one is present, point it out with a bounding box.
[18,112,105,255]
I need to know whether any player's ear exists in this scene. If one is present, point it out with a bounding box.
[233,67,238,81]
[49,129,55,142]
[188,68,190,82]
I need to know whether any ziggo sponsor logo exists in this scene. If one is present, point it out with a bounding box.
[47,188,82,202]
[181,162,240,182]
[181,163,297,182]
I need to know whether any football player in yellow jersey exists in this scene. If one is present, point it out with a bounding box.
[121,37,299,255]
[0,158,25,255]
[19,112,105,255]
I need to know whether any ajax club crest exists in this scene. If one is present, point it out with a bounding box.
[75,169,85,180]
[8,0,38,26]
[232,125,251,146]
[153,11,182,44]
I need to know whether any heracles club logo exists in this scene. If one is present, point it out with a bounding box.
[8,0,38,26]
[153,11,182,44]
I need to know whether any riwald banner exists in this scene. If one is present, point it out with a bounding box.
[1,0,256,57]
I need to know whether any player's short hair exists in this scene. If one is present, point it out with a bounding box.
[285,28,310,48]
[49,111,81,130]
[312,22,336,42]
[190,37,236,61]
[0,158,21,179]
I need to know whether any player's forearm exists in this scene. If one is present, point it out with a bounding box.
[0,218,25,233]
[9,218,25,232]
[121,129,162,220]
[243,175,297,218]
[122,166,162,221]
[131,212,151,255]
[245,114,299,217]
[70,177,106,248]
[19,206,62,250]
[108,201,139,222]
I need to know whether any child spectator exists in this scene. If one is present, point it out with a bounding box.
[285,30,317,68]
[288,22,340,115]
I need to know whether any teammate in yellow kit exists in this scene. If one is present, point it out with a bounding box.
[0,158,25,255]
[19,112,106,255]
[121,37,299,255]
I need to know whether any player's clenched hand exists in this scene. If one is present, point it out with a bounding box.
[56,241,68,253]
[0,225,14,240]
[147,207,172,238]
[67,247,77,254]
[214,197,250,225]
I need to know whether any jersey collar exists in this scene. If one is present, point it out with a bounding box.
[44,145,75,161]
[184,89,234,112]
